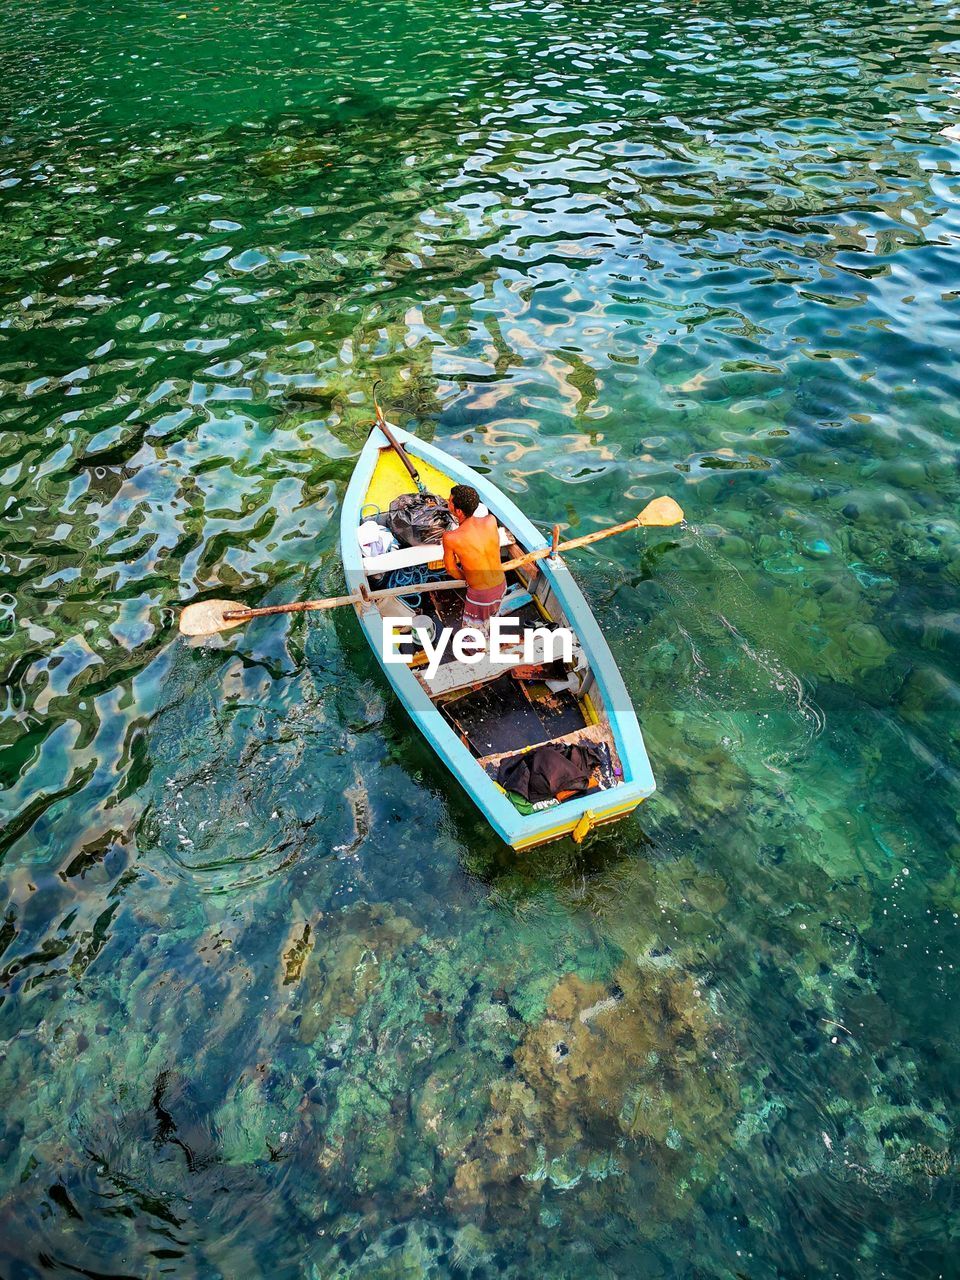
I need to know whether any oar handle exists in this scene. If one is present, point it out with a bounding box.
[223,576,468,622]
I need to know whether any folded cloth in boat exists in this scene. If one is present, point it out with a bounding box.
[498,790,559,816]
[497,742,604,804]
[358,519,397,557]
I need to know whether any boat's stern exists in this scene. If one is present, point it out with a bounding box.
[509,795,646,851]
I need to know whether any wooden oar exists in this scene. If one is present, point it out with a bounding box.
[178,494,684,637]
[501,495,684,574]
[179,578,468,637]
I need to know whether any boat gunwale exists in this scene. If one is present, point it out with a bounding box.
[340,423,655,846]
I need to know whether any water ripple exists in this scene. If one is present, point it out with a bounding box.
[2,0,960,1274]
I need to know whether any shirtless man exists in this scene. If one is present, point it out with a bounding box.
[442,484,506,635]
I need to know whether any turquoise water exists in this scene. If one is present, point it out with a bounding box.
[2,0,960,1274]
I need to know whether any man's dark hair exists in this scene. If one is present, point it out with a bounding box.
[450,484,481,517]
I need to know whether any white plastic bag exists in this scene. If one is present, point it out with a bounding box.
[358,520,398,558]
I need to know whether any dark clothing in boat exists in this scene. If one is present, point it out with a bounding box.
[497,742,604,804]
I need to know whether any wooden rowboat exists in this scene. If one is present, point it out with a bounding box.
[340,424,656,850]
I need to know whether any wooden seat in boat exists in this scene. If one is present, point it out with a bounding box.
[363,525,513,576]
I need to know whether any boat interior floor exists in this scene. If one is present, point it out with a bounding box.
[439,670,587,758]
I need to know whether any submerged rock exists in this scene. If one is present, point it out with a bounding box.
[449,964,738,1216]
[295,903,422,1044]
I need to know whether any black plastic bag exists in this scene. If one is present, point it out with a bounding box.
[387,492,456,547]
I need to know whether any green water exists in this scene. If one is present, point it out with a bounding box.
[2,0,960,1274]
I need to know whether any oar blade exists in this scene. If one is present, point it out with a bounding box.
[179,598,249,637]
[637,496,684,527]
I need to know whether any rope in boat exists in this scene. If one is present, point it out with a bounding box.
[387,565,428,589]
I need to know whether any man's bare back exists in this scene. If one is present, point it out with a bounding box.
[442,512,505,591]
[442,485,506,639]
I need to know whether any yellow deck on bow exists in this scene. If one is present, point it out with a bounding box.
[364,447,453,517]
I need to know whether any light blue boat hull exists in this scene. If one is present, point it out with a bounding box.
[340,425,655,848]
